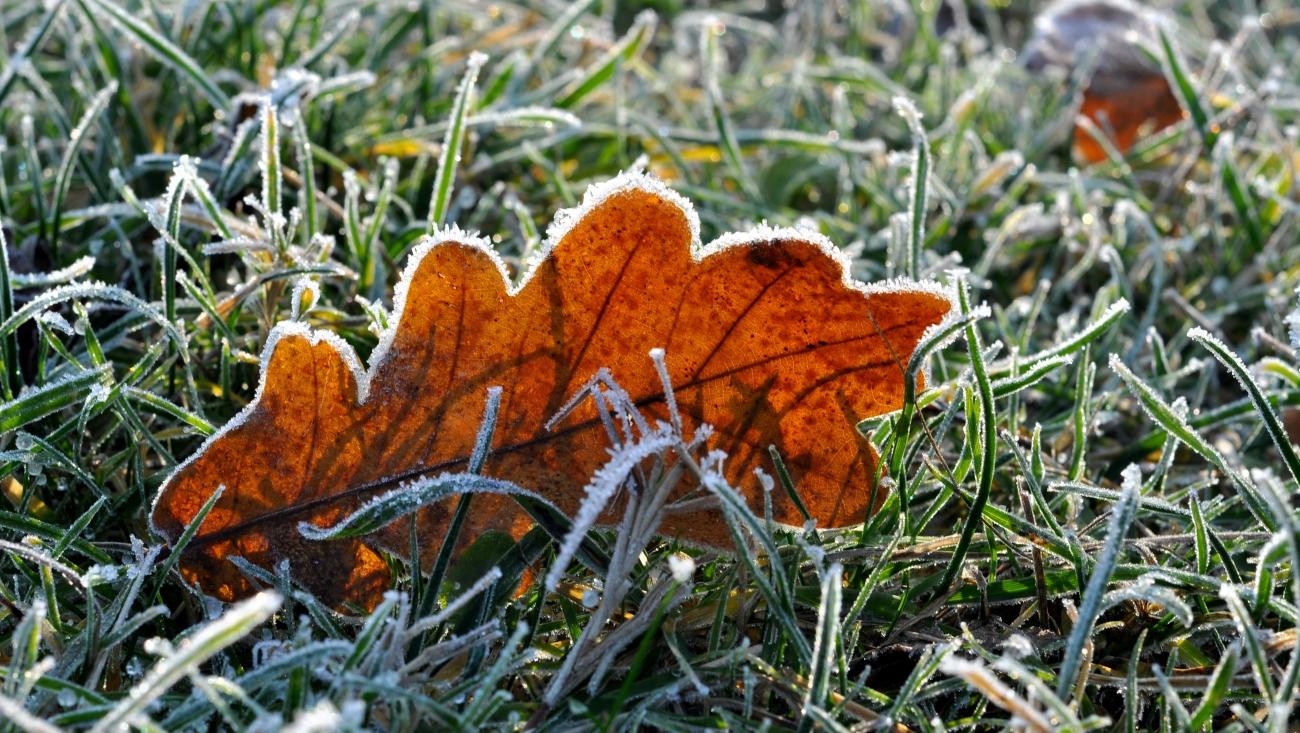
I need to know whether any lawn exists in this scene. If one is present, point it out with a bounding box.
[1,0,1298,730]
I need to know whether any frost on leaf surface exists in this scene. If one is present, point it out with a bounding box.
[150,171,954,608]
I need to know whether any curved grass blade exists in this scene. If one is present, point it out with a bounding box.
[999,299,1128,376]
[78,0,230,109]
[939,281,995,591]
[428,52,487,230]
[894,96,930,280]
[1055,464,1140,699]
[883,306,980,533]
[556,11,655,110]
[0,0,68,106]
[415,387,503,645]
[1189,641,1238,731]
[1219,584,1275,702]
[0,282,183,352]
[0,365,109,433]
[700,19,759,202]
[0,228,17,399]
[990,354,1073,399]
[1157,29,1263,253]
[1109,354,1275,531]
[1188,327,1300,490]
[88,592,281,733]
[50,83,116,256]
[298,474,553,542]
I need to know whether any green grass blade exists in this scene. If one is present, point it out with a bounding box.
[0,226,17,399]
[89,592,281,733]
[298,475,551,541]
[1219,583,1274,702]
[50,82,116,257]
[1189,642,1238,731]
[799,562,842,732]
[0,365,109,432]
[78,0,230,109]
[1189,327,1300,491]
[939,281,996,591]
[894,96,930,279]
[1055,464,1140,699]
[428,52,487,230]
[556,11,655,110]
[1109,354,1276,531]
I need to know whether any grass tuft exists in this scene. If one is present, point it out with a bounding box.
[0,1,1297,730]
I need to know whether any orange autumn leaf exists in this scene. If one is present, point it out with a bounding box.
[1076,72,1185,163]
[150,172,954,608]
[1023,0,1187,163]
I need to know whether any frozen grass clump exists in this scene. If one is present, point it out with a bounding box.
[0,1,1298,730]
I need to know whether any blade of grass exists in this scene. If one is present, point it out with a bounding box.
[555,11,655,110]
[1055,464,1140,699]
[1189,327,1300,489]
[78,0,230,109]
[700,17,760,202]
[428,52,487,230]
[0,226,17,399]
[1156,29,1263,253]
[89,592,281,733]
[50,82,116,258]
[938,280,995,591]
[798,563,842,733]
[1109,354,1276,531]
[894,96,930,280]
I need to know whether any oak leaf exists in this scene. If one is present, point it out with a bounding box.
[1023,0,1186,163]
[1077,74,1183,163]
[151,172,954,608]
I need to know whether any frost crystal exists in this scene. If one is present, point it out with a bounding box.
[801,540,825,567]
[668,553,695,584]
[12,256,96,290]
[82,564,121,587]
[86,382,111,407]
[36,310,74,334]
[281,700,342,733]
[1003,634,1034,659]
[1119,462,1142,497]
[1286,285,1300,350]
[544,425,677,591]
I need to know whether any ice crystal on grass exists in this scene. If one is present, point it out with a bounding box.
[11,256,96,289]
[1286,286,1300,350]
[289,277,319,320]
[298,473,546,542]
[544,427,676,592]
[668,553,695,584]
[6,1,1299,730]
